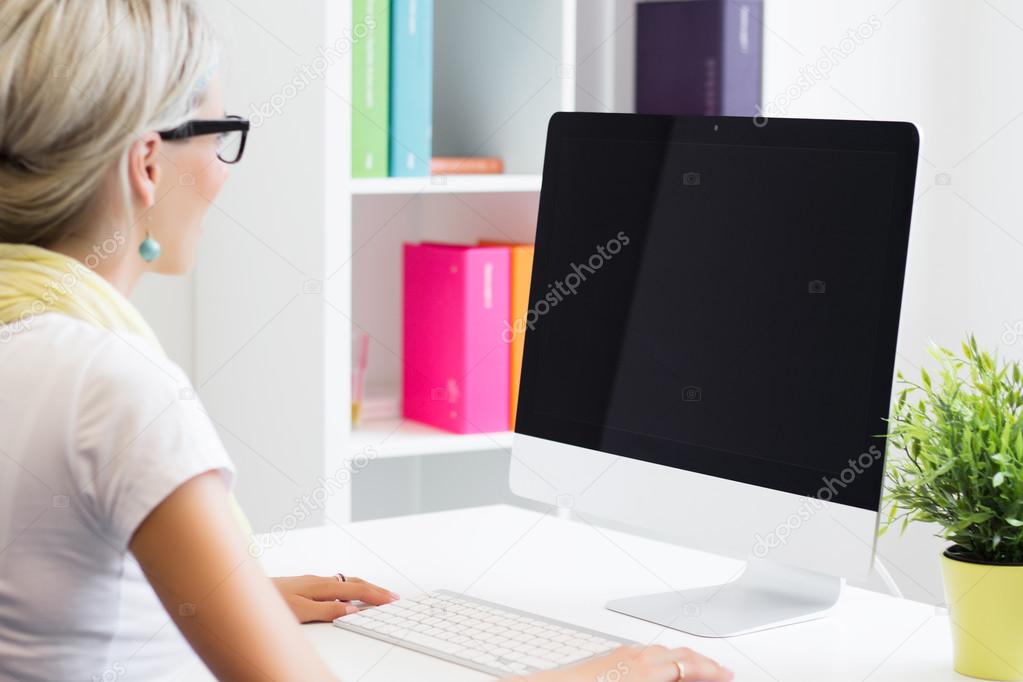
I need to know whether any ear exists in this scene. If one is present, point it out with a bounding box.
[126,132,163,210]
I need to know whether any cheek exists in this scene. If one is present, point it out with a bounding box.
[196,160,229,202]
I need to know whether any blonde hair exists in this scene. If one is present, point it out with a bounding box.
[0,0,218,245]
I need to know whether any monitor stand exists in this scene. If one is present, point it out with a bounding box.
[605,559,843,637]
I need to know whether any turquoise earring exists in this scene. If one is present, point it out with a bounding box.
[139,231,161,262]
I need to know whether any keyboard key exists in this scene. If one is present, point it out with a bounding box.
[359,620,390,632]
[519,655,559,669]
[401,630,467,654]
[552,649,592,665]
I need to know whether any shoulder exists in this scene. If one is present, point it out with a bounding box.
[1,313,190,405]
[46,317,235,547]
[11,315,207,469]
[77,321,192,405]
[4,313,117,369]
[9,312,187,386]
[67,318,203,447]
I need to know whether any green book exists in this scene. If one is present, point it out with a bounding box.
[351,0,389,178]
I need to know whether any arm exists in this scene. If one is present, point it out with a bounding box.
[130,471,337,681]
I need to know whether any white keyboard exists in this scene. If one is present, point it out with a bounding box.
[333,590,633,677]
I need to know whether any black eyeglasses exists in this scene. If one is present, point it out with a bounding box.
[158,115,250,164]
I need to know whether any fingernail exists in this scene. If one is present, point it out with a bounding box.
[344,604,359,615]
[388,592,400,600]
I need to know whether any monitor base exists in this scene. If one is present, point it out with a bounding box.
[606,559,843,637]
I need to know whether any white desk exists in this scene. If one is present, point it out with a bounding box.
[220,505,959,680]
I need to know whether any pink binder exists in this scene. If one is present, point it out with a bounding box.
[403,243,510,433]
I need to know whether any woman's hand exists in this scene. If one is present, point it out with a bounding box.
[514,645,733,682]
[272,574,400,623]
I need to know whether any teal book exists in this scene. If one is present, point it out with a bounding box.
[351,0,389,178]
[389,0,432,177]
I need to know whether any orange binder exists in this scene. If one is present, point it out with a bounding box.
[479,241,534,428]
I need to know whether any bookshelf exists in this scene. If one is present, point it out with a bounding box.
[349,417,514,459]
[349,174,543,195]
[194,0,630,530]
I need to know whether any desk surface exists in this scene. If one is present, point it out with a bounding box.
[245,504,958,681]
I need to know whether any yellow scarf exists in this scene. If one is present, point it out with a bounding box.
[0,243,253,537]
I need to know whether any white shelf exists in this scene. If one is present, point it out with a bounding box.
[350,417,513,459]
[350,174,542,195]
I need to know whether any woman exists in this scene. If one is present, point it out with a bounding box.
[0,2,732,681]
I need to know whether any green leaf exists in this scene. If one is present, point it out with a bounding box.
[962,511,994,524]
[881,336,1023,562]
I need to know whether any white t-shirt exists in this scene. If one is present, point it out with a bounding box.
[0,313,235,681]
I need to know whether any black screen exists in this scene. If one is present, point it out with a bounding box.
[516,115,917,511]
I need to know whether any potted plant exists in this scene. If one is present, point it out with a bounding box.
[884,336,1023,680]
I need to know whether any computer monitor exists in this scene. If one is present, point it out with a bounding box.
[509,112,919,637]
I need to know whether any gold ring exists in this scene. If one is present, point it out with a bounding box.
[675,660,686,680]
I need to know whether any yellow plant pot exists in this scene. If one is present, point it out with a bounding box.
[941,548,1023,680]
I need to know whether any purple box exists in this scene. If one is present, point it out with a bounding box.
[636,0,763,116]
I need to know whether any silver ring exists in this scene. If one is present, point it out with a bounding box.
[675,660,686,681]
[335,572,346,583]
